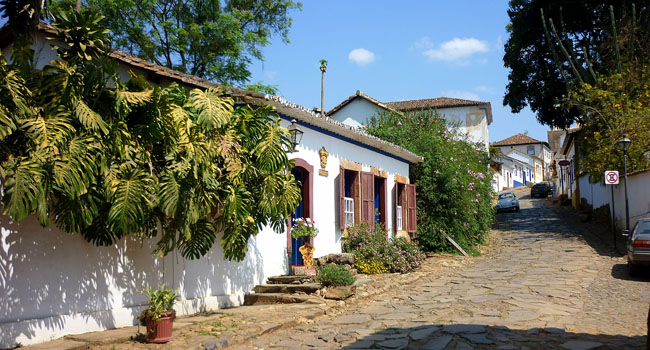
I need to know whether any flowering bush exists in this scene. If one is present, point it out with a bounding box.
[343,223,424,274]
[366,109,494,253]
[291,217,318,240]
[356,257,388,274]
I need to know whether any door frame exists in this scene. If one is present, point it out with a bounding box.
[287,158,313,254]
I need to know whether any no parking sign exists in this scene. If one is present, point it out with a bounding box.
[605,170,619,185]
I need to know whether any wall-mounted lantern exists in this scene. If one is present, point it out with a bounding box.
[287,119,303,151]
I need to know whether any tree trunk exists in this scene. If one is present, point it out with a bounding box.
[320,71,324,116]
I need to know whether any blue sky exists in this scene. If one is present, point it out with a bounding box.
[248,1,549,144]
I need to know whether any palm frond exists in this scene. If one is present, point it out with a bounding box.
[22,114,75,149]
[106,168,155,235]
[74,99,109,134]
[53,135,100,198]
[0,104,17,140]
[179,219,217,260]
[252,120,291,172]
[53,192,99,233]
[2,156,46,221]
[158,171,180,217]
[188,87,233,130]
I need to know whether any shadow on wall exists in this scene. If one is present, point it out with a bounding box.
[0,215,270,348]
[341,324,646,349]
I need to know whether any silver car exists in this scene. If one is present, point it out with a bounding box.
[622,218,650,276]
[496,191,520,212]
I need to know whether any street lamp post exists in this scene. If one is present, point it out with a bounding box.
[617,135,631,231]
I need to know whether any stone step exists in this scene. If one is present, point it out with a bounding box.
[253,283,322,294]
[243,293,324,306]
[267,275,313,284]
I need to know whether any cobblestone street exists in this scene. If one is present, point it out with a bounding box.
[232,190,649,349]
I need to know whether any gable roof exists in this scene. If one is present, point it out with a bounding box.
[385,97,490,110]
[326,90,400,116]
[0,24,423,164]
[327,91,493,124]
[492,133,549,147]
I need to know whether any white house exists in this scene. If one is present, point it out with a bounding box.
[0,26,423,347]
[327,90,493,151]
[492,133,553,186]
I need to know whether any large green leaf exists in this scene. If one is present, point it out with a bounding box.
[107,168,154,235]
[2,157,46,221]
[188,87,233,130]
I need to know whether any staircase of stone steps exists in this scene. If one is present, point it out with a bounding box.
[244,275,325,306]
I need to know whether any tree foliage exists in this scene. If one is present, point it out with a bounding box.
[0,9,300,261]
[366,110,494,253]
[503,0,650,128]
[565,65,650,182]
[48,0,301,86]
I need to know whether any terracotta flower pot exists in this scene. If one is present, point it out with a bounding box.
[145,311,174,343]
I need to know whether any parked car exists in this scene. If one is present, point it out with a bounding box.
[496,191,520,212]
[622,218,650,276]
[530,182,552,198]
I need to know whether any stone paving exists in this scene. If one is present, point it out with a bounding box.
[229,188,649,349]
[35,188,649,350]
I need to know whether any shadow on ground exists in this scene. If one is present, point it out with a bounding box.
[611,263,650,281]
[342,323,647,350]
[494,194,628,260]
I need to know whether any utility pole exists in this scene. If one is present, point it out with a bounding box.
[319,59,327,116]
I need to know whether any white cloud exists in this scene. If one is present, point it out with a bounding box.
[474,85,497,94]
[422,38,489,63]
[411,37,434,51]
[348,48,376,66]
[441,90,481,101]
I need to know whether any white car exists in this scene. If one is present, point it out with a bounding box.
[496,191,520,212]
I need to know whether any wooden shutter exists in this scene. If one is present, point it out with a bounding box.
[407,184,417,233]
[339,166,345,230]
[361,172,375,228]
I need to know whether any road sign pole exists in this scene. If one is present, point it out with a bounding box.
[611,183,616,250]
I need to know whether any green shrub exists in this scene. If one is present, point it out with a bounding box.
[138,284,178,324]
[317,264,355,286]
[366,109,494,253]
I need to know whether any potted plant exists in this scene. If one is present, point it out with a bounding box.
[138,284,178,343]
[292,217,318,267]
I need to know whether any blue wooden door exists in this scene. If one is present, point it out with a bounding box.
[291,170,305,266]
[374,178,381,226]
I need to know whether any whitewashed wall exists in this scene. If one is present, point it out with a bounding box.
[436,106,490,151]
[330,98,385,129]
[0,117,411,348]
[331,101,490,151]
[578,170,650,229]
[283,118,411,253]
[0,218,286,347]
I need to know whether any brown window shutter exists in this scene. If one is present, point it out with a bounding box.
[407,184,417,233]
[339,166,345,230]
[361,172,374,229]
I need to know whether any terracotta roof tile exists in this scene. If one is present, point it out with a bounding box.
[326,90,399,116]
[385,97,491,110]
[492,133,547,146]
